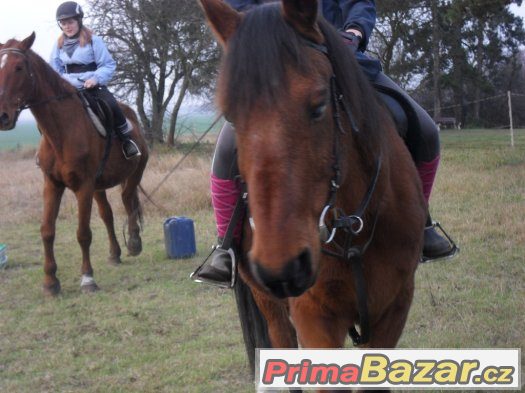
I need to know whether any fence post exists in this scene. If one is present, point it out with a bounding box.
[508,91,514,148]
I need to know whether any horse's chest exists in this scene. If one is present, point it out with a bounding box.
[40,159,85,191]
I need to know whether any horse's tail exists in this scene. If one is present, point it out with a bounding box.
[234,274,271,376]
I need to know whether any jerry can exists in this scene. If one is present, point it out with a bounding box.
[163,217,196,259]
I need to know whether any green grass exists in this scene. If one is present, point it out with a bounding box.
[0,129,524,392]
[0,113,220,152]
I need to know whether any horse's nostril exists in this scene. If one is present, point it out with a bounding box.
[253,248,314,298]
[0,112,9,125]
[288,249,313,289]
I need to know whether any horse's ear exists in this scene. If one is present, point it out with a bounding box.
[20,32,36,51]
[282,0,323,43]
[199,0,241,47]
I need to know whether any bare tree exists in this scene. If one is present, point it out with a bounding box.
[87,0,219,144]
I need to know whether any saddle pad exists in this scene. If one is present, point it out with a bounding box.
[79,91,114,138]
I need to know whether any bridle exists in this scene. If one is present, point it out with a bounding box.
[303,37,383,346]
[0,47,77,118]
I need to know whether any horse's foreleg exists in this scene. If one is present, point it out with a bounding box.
[41,177,65,296]
[289,300,349,348]
[75,185,98,293]
[364,276,415,349]
[94,190,121,265]
[253,289,298,349]
[121,181,142,256]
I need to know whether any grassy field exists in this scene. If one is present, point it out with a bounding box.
[0,113,217,151]
[0,129,524,392]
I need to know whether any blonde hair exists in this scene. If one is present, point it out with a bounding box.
[57,26,93,48]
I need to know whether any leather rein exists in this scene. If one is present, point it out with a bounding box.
[304,39,382,346]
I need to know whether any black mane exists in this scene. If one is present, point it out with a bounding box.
[222,3,311,118]
[221,2,383,160]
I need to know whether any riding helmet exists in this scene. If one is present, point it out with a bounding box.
[56,1,84,21]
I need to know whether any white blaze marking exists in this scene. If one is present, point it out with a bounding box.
[0,54,8,69]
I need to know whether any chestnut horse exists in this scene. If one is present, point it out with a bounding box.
[0,33,148,295]
[201,0,427,389]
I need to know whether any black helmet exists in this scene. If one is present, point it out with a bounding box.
[56,1,84,21]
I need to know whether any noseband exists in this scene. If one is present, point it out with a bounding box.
[303,38,383,346]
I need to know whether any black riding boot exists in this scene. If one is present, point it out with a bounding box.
[115,121,141,160]
[193,237,234,287]
[422,215,455,261]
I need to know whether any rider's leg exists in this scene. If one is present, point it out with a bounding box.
[374,73,454,260]
[195,122,241,284]
[96,86,140,159]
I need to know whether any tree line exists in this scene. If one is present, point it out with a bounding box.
[87,0,525,144]
[374,0,525,128]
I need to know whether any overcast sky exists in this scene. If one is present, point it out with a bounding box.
[1,0,525,60]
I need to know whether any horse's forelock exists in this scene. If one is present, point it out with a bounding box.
[220,4,382,160]
[221,3,312,120]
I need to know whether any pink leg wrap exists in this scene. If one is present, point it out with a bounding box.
[416,155,440,203]
[211,174,243,239]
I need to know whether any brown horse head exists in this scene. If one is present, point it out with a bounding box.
[201,0,385,298]
[0,32,38,130]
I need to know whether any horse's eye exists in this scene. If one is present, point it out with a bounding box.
[15,65,23,72]
[310,103,327,121]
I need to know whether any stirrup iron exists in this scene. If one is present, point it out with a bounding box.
[190,245,237,289]
[421,221,460,263]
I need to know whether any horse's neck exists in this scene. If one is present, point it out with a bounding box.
[30,78,84,151]
[340,136,384,215]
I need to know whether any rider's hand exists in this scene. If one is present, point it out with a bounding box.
[83,78,98,89]
[339,29,362,54]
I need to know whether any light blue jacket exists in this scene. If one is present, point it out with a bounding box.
[49,35,116,89]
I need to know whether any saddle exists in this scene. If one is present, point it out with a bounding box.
[78,90,114,138]
[374,84,412,141]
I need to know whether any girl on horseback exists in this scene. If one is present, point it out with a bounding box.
[50,1,140,159]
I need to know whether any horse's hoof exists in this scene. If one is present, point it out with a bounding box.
[81,283,100,293]
[107,256,122,266]
[43,281,61,297]
[127,236,142,256]
[80,275,99,293]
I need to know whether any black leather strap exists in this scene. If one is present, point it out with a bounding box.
[65,62,97,74]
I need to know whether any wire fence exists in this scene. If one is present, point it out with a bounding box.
[422,91,525,133]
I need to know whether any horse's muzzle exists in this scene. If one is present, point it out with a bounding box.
[252,248,314,298]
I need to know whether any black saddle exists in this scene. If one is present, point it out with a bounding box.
[78,89,115,137]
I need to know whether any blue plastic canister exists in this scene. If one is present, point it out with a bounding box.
[163,217,196,259]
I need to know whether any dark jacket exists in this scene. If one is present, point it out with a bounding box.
[225,0,382,80]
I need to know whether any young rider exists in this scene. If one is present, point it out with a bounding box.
[50,1,141,159]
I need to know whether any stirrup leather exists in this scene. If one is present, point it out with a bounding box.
[190,245,237,288]
[420,221,459,263]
